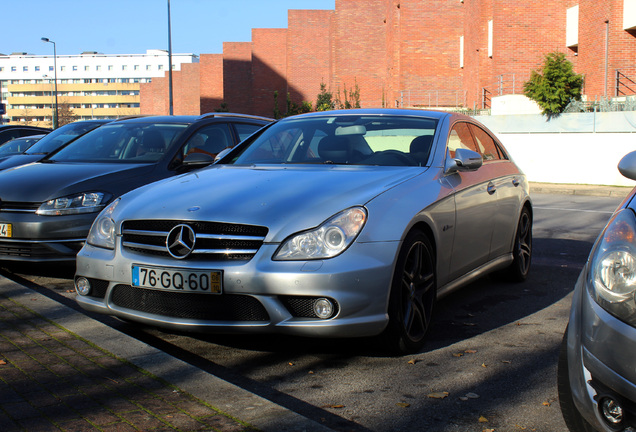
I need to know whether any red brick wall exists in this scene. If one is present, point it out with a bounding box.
[332,0,388,107]
[252,28,288,118]
[200,54,224,114]
[140,0,635,116]
[223,42,253,115]
[579,0,636,99]
[172,62,200,115]
[287,9,334,108]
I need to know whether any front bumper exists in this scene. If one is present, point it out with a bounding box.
[0,211,96,262]
[566,265,636,431]
[75,240,399,338]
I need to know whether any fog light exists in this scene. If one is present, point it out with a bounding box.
[600,397,624,426]
[314,298,334,319]
[75,277,91,296]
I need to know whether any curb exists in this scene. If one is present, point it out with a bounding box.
[529,182,633,198]
[0,277,333,432]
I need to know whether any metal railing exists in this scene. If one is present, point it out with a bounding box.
[399,90,467,109]
[616,70,636,97]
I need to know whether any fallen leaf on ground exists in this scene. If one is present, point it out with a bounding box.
[324,404,345,409]
[0,360,6,365]
[478,415,488,423]
[428,391,449,399]
[396,402,410,408]
[407,359,419,365]
[465,349,477,354]
[542,401,551,406]
[453,353,464,357]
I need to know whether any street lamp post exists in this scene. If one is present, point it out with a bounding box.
[41,37,59,128]
[167,0,174,115]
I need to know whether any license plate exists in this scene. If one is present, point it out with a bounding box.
[0,223,11,238]
[132,265,222,294]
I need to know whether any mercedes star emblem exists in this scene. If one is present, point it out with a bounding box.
[166,224,196,259]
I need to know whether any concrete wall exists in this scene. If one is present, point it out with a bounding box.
[475,112,636,187]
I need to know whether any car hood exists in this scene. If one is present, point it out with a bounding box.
[0,154,44,172]
[0,162,156,202]
[117,164,426,242]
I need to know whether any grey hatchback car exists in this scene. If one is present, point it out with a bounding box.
[0,114,271,263]
[559,151,636,431]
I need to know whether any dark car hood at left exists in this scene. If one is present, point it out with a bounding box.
[0,154,45,172]
[0,162,157,203]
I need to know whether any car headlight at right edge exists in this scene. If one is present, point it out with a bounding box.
[589,208,636,325]
[274,207,367,260]
[86,198,120,250]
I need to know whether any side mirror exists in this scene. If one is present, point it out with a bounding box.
[618,151,636,181]
[445,148,483,174]
[214,147,232,163]
[182,152,215,168]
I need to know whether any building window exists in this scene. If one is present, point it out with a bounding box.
[72,65,78,71]
[146,65,151,70]
[108,65,113,71]
[11,66,16,72]
[158,65,164,70]
[567,5,579,52]
[23,66,28,72]
[122,65,127,71]
[35,66,40,72]
[61,66,66,71]
[96,65,102,71]
[49,66,54,72]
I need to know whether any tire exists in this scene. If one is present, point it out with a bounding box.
[505,205,532,282]
[382,231,436,354]
[557,327,598,432]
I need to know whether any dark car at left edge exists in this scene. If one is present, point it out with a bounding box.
[0,113,272,263]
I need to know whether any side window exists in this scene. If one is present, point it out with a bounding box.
[183,124,232,158]
[469,124,504,162]
[447,122,477,158]
[0,129,22,144]
[234,123,264,142]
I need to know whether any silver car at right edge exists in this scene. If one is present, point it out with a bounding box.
[559,151,636,431]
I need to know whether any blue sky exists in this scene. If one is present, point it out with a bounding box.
[3,0,336,56]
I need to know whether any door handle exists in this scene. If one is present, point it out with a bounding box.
[487,182,496,195]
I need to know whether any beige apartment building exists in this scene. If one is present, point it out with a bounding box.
[0,50,198,127]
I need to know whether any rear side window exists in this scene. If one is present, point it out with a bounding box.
[469,124,506,161]
[234,123,265,142]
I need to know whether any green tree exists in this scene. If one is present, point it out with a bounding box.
[523,51,584,117]
[316,82,334,111]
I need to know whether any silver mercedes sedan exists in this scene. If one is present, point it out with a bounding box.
[74,109,532,353]
[558,151,636,431]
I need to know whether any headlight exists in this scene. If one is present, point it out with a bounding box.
[274,207,367,260]
[86,198,120,250]
[37,192,106,216]
[589,209,636,324]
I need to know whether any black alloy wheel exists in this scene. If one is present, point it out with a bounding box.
[507,206,532,282]
[383,231,436,354]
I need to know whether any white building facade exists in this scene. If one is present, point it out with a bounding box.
[0,49,198,126]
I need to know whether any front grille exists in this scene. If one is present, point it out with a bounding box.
[110,284,269,321]
[121,220,268,261]
[0,201,40,213]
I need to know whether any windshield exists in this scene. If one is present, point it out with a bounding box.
[25,121,105,155]
[0,136,42,155]
[49,122,188,163]
[228,115,438,167]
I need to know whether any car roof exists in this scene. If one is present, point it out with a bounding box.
[109,113,274,125]
[0,125,51,131]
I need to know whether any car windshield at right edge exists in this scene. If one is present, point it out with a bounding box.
[228,115,438,167]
